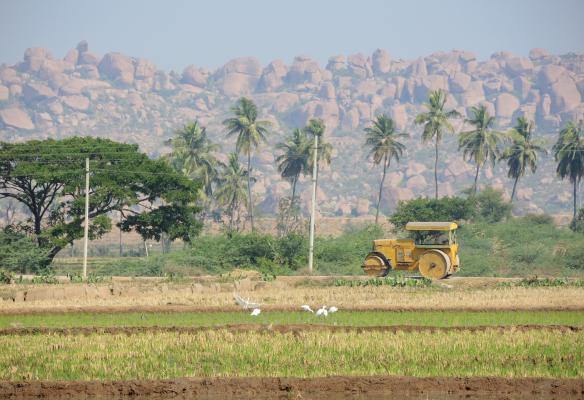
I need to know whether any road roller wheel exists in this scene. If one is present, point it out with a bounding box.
[418,250,451,279]
[362,253,389,277]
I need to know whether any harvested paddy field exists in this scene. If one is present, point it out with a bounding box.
[3,277,584,313]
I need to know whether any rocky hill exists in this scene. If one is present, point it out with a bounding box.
[1,41,584,217]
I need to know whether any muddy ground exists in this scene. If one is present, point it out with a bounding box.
[1,376,582,399]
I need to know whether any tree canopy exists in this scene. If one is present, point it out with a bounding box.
[0,137,202,267]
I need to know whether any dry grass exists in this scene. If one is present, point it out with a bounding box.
[2,283,584,312]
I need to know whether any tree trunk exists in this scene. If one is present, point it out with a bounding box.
[247,152,254,232]
[473,162,480,195]
[510,175,520,203]
[574,179,579,221]
[285,176,299,234]
[434,136,439,199]
[45,245,63,267]
[375,155,388,225]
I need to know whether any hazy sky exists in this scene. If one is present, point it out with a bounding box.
[1,0,583,71]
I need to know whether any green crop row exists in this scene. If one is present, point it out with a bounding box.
[1,311,582,329]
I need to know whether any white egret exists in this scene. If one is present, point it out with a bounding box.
[234,294,260,310]
[316,306,328,317]
[328,306,338,313]
[301,305,314,313]
[250,308,261,316]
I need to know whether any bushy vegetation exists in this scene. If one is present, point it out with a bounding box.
[333,275,432,287]
[389,188,511,230]
[498,277,584,288]
[95,225,382,277]
[458,216,584,276]
[0,228,50,274]
[11,213,584,279]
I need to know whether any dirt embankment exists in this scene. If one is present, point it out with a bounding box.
[1,376,582,399]
[0,324,581,337]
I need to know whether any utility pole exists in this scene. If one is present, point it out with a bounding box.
[308,133,318,274]
[82,157,90,279]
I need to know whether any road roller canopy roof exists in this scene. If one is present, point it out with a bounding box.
[405,222,458,231]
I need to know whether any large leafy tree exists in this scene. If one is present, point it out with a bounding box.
[553,120,584,220]
[415,89,461,198]
[214,153,250,232]
[0,137,202,267]
[165,121,221,200]
[276,128,310,233]
[500,117,547,202]
[223,97,271,232]
[364,114,407,224]
[458,105,505,194]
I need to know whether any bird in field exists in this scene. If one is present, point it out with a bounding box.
[250,308,261,316]
[328,306,338,313]
[301,305,314,313]
[234,294,260,310]
[316,306,328,317]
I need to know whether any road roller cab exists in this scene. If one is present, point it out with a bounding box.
[362,221,460,279]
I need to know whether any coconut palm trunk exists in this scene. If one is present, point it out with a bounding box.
[246,152,254,232]
[434,136,439,199]
[283,176,299,235]
[375,154,389,225]
[473,162,481,195]
[510,175,520,203]
[574,179,579,220]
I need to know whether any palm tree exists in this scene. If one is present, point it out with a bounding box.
[415,89,461,198]
[458,105,505,194]
[304,118,328,274]
[305,119,332,190]
[166,121,221,199]
[223,97,271,231]
[364,114,407,224]
[276,128,310,232]
[553,120,584,220]
[214,153,250,232]
[500,117,547,202]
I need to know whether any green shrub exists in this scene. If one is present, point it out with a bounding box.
[515,277,568,287]
[522,213,554,225]
[333,275,432,287]
[389,197,475,230]
[471,187,512,223]
[277,233,307,270]
[0,228,50,274]
[564,245,584,270]
[31,271,59,284]
[0,269,13,284]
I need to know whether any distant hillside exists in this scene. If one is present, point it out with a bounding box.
[1,41,583,216]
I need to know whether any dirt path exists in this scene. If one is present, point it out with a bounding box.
[1,376,582,399]
[0,324,581,336]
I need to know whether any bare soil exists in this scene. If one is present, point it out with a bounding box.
[0,324,581,336]
[1,376,582,399]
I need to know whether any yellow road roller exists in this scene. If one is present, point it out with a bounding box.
[362,222,460,279]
